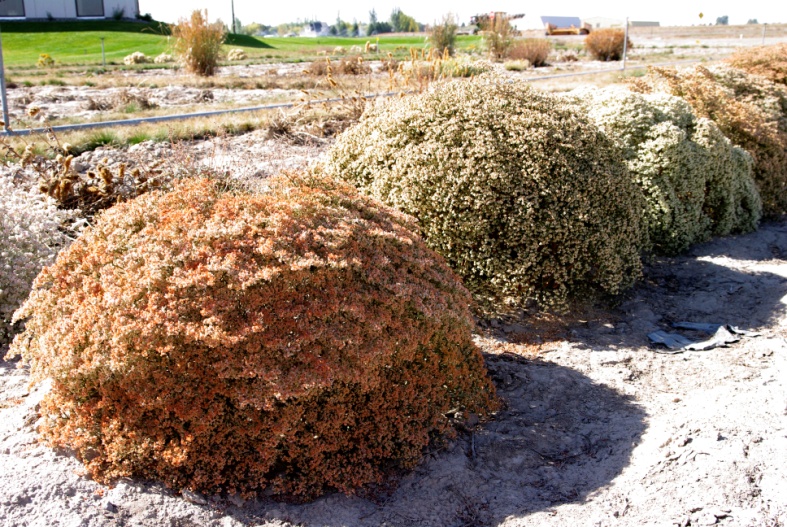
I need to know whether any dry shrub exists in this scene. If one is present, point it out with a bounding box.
[430,15,457,56]
[7,174,498,499]
[123,51,149,65]
[154,53,174,64]
[481,14,515,60]
[727,43,787,87]
[172,9,226,76]
[630,65,787,216]
[307,56,370,76]
[585,29,631,61]
[572,86,761,254]
[227,48,247,61]
[86,88,158,112]
[325,76,645,312]
[508,39,551,67]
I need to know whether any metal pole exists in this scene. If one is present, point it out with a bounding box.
[762,23,766,45]
[231,0,236,33]
[0,28,10,132]
[622,17,629,70]
[100,37,106,67]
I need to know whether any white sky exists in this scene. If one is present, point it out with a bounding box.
[137,0,783,29]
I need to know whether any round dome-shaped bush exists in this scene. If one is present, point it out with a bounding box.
[9,175,498,499]
[571,86,761,254]
[324,76,645,312]
[630,65,787,217]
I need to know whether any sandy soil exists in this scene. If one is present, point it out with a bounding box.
[1,132,785,526]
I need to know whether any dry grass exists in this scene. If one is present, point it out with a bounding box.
[172,9,226,76]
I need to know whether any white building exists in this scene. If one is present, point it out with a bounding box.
[0,0,140,20]
[584,16,625,29]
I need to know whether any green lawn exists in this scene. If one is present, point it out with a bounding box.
[0,21,483,68]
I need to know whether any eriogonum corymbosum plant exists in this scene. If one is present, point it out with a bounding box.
[324,75,646,312]
[8,174,498,500]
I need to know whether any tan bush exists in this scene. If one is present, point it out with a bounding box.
[571,86,761,254]
[508,39,551,67]
[630,65,787,216]
[123,51,149,65]
[8,175,497,500]
[325,76,646,312]
[585,29,631,61]
[172,9,226,76]
[227,48,247,61]
[727,43,787,87]
[153,53,174,64]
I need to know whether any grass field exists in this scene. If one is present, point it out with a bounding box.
[0,20,483,69]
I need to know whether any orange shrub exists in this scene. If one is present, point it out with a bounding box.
[585,29,631,61]
[727,43,787,87]
[630,65,787,216]
[8,174,498,500]
[508,39,551,67]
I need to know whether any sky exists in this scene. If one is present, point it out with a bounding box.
[137,0,783,29]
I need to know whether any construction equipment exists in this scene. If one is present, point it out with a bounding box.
[541,16,592,36]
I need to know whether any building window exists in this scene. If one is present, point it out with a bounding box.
[76,0,105,17]
[0,0,26,17]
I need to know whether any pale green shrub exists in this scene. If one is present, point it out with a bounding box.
[324,76,645,312]
[153,53,174,64]
[0,173,83,342]
[630,65,787,217]
[570,86,761,254]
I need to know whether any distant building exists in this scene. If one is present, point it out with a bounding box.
[300,21,329,38]
[630,21,660,27]
[0,0,140,19]
[584,16,625,29]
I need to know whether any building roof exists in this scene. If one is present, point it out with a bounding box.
[540,16,582,28]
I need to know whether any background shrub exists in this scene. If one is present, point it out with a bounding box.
[726,42,787,87]
[507,39,551,67]
[630,65,787,216]
[0,174,82,343]
[8,175,497,499]
[227,48,247,61]
[172,9,226,76]
[123,51,149,65]
[325,76,645,312]
[571,86,761,254]
[585,29,631,61]
[429,15,457,56]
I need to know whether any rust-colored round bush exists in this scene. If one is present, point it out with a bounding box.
[585,29,631,61]
[9,175,498,500]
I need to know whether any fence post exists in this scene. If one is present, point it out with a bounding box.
[762,23,767,45]
[0,27,10,132]
[622,17,629,71]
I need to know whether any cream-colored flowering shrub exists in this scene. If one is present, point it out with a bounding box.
[630,65,787,217]
[0,174,82,342]
[7,175,498,499]
[153,53,174,64]
[227,48,247,61]
[570,86,761,254]
[123,51,149,65]
[324,76,645,312]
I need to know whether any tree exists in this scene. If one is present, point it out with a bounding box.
[390,8,419,33]
[367,9,392,35]
[716,15,729,25]
[747,19,759,24]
